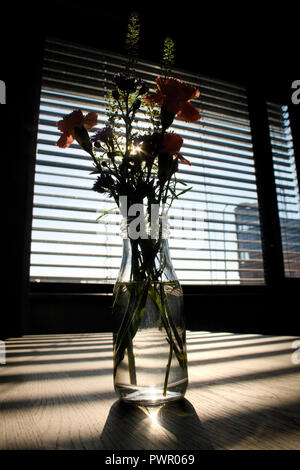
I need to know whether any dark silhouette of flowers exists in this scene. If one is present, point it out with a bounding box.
[91,126,114,147]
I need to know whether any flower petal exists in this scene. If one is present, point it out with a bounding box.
[83,111,98,130]
[56,133,74,148]
[144,89,164,106]
[57,110,84,134]
[148,77,201,123]
[190,88,200,100]
[160,77,198,102]
[176,153,192,165]
[177,102,201,122]
[163,96,181,115]
[161,133,183,154]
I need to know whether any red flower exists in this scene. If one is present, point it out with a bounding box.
[161,132,191,165]
[145,77,200,123]
[162,132,183,153]
[56,110,98,148]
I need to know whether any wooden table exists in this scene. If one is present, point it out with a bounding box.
[1,331,300,450]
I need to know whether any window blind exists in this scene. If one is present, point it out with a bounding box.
[30,38,265,285]
[268,103,300,278]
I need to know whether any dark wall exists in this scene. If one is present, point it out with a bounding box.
[28,285,298,337]
[2,2,299,339]
[2,4,44,339]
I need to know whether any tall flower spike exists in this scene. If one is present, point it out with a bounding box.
[161,37,175,78]
[125,11,140,77]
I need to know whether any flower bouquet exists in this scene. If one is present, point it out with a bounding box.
[56,13,201,404]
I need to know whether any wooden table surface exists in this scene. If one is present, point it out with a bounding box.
[1,331,300,450]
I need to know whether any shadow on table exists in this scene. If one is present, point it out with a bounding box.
[100,398,214,450]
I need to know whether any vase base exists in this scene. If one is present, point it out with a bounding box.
[115,379,187,406]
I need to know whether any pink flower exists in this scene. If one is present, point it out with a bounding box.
[56,110,98,148]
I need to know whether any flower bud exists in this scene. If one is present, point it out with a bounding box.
[114,72,137,92]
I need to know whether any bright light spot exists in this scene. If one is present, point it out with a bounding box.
[132,145,142,155]
[142,405,163,427]
[149,408,160,426]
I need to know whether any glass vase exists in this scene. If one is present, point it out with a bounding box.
[112,214,188,405]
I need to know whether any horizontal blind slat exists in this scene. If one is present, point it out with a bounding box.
[30,37,266,285]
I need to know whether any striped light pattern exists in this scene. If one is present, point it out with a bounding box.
[268,103,300,277]
[30,39,265,284]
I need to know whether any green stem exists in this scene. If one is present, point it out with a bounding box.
[147,283,175,395]
[127,333,137,385]
[114,280,150,376]
[163,338,173,396]
[124,91,132,157]
[149,283,186,371]
[114,229,186,392]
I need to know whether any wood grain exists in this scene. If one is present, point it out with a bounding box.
[0,331,300,450]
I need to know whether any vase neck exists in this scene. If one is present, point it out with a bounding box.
[116,215,177,283]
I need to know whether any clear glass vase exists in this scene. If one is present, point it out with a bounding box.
[112,214,188,405]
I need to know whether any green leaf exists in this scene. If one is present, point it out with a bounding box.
[176,186,192,198]
[96,207,117,221]
[169,187,178,199]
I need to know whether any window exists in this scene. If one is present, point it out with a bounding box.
[30,38,267,285]
[268,103,300,278]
